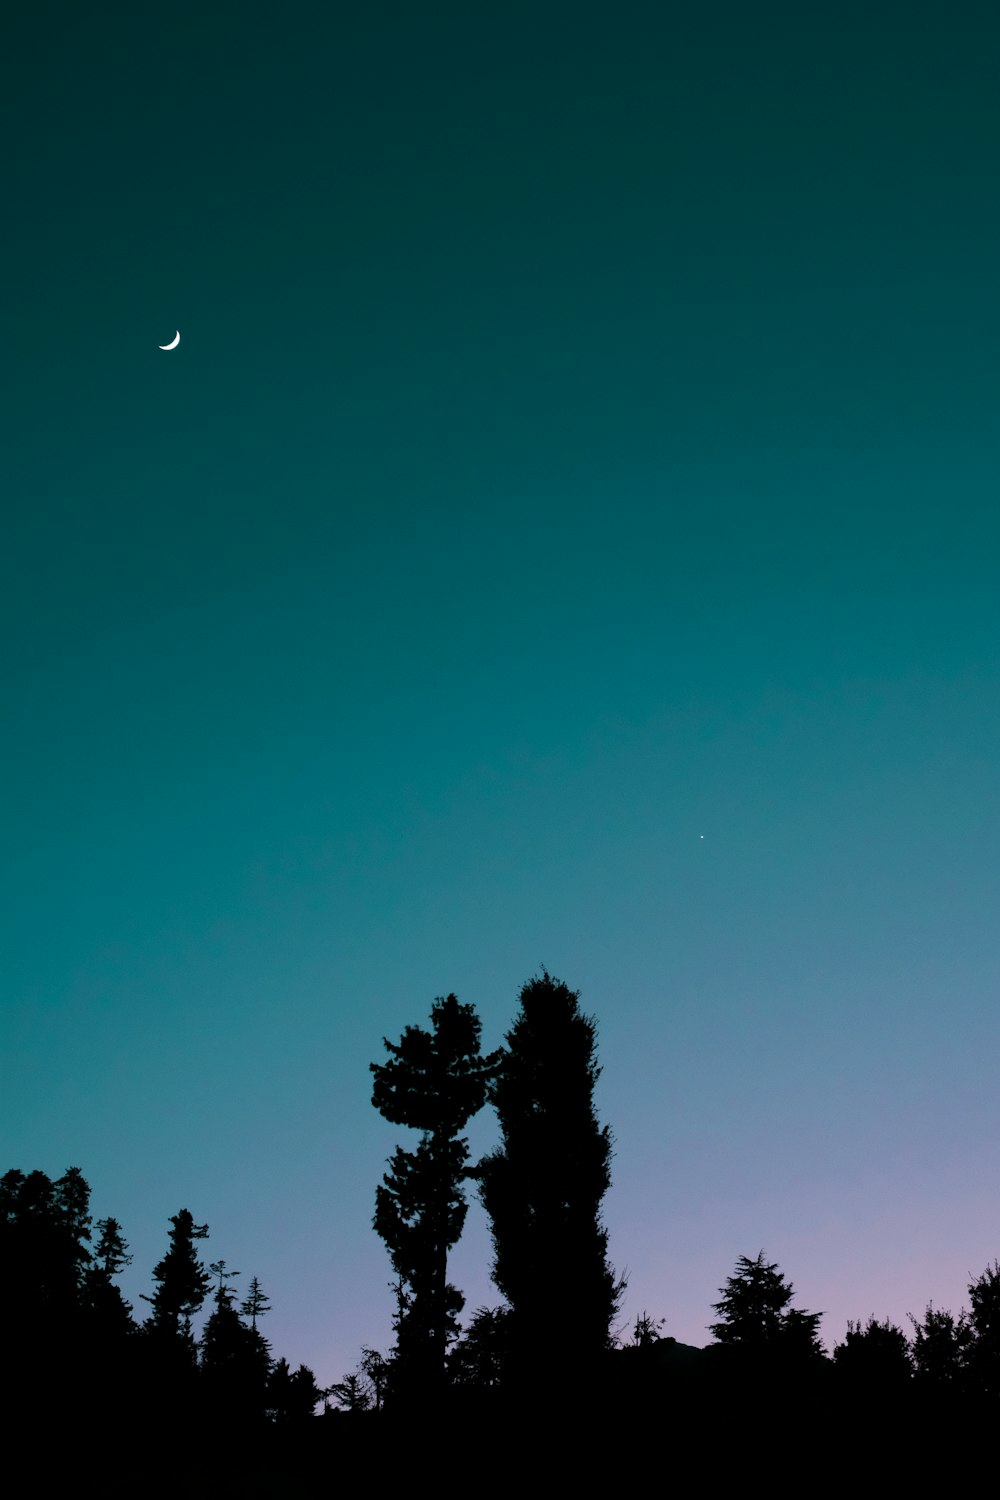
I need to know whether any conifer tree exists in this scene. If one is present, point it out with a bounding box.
[0,1167,115,1422]
[1,1168,94,1378]
[201,1260,270,1422]
[266,1357,322,1421]
[93,1217,132,1278]
[144,1209,211,1355]
[53,1166,93,1294]
[477,971,622,1380]
[240,1276,272,1333]
[371,993,501,1395]
[86,1216,135,1340]
[328,1371,372,1412]
[708,1251,824,1358]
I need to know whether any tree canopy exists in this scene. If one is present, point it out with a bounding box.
[709,1251,824,1359]
[371,993,501,1395]
[833,1315,913,1387]
[144,1208,212,1351]
[477,970,622,1380]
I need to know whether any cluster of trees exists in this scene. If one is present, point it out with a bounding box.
[10,970,1000,1441]
[702,1249,1000,1395]
[344,970,1000,1417]
[0,1167,322,1430]
[365,970,622,1406]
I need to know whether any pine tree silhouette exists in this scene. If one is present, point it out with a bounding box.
[477,971,623,1386]
[709,1250,824,1360]
[144,1209,212,1359]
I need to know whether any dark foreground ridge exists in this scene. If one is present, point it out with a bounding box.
[13,1367,996,1498]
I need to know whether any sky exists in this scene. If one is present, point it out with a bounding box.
[4,1,1000,1385]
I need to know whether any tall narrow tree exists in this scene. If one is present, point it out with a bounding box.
[144,1209,212,1356]
[240,1276,272,1334]
[477,971,622,1383]
[968,1259,1000,1397]
[86,1216,135,1340]
[371,993,501,1396]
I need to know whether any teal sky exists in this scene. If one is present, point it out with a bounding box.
[5,2,1000,1381]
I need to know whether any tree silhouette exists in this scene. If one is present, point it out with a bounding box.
[968,1259,1000,1397]
[93,1216,132,1278]
[371,993,501,1396]
[1,1167,96,1406]
[833,1315,913,1389]
[628,1311,667,1347]
[240,1275,272,1333]
[53,1166,93,1294]
[0,1167,144,1432]
[144,1209,211,1356]
[328,1371,372,1412]
[709,1251,824,1359]
[86,1216,135,1342]
[477,970,623,1383]
[3,1167,94,1322]
[358,1346,390,1411]
[908,1302,973,1387]
[201,1261,270,1423]
[266,1357,322,1421]
[448,1304,511,1388]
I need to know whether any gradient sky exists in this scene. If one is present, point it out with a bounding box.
[5,1,1000,1384]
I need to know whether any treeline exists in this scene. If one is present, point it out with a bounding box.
[341,969,1000,1426]
[8,969,1000,1480]
[0,1166,322,1438]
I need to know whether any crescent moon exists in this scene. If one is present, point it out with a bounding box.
[158,331,181,350]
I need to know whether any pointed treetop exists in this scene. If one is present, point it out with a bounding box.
[709,1250,823,1353]
[209,1259,241,1308]
[145,1208,212,1337]
[94,1217,132,1278]
[241,1275,272,1330]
